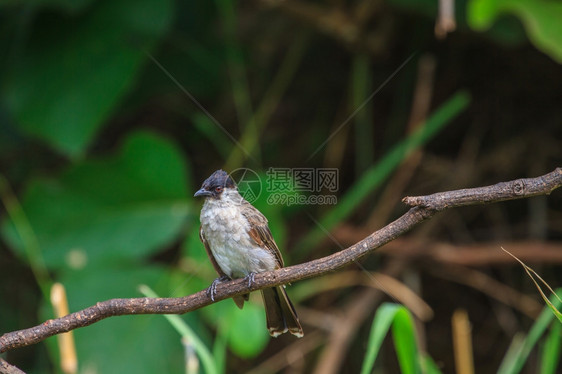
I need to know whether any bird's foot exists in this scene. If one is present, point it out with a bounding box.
[244,272,257,289]
[206,275,231,302]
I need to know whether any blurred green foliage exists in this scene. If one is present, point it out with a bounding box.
[363,295,562,374]
[498,290,562,374]
[468,0,562,63]
[139,285,219,374]
[46,266,183,373]
[0,0,560,372]
[1,0,173,158]
[296,90,470,254]
[2,131,190,270]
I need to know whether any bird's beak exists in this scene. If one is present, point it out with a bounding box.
[194,188,212,198]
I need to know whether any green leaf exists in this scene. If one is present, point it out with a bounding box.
[1,0,173,157]
[361,303,399,374]
[213,326,228,374]
[1,131,190,269]
[498,289,562,374]
[540,321,562,374]
[468,0,500,28]
[392,308,421,374]
[421,354,443,374]
[44,265,184,373]
[203,296,269,359]
[222,299,269,358]
[361,303,422,374]
[139,285,219,374]
[468,0,562,63]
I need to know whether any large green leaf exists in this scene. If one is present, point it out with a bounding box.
[222,299,269,358]
[468,0,562,63]
[44,265,184,373]
[1,131,190,269]
[200,296,269,359]
[1,0,173,157]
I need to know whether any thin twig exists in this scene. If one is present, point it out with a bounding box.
[435,0,456,39]
[428,264,542,318]
[451,309,474,374]
[0,168,561,356]
[377,239,562,266]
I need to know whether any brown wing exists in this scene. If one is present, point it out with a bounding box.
[241,203,284,268]
[199,226,227,278]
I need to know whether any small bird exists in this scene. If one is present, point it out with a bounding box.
[194,169,303,338]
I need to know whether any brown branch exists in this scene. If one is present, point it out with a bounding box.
[379,240,562,266]
[255,0,387,55]
[0,359,25,374]
[428,264,542,318]
[1,168,561,357]
[402,168,561,209]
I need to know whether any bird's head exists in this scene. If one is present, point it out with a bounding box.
[194,169,237,200]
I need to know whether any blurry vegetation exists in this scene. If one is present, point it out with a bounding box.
[1,0,561,373]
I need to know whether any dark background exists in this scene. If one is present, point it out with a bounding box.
[1,0,561,373]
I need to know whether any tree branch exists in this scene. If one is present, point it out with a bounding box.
[1,168,561,356]
[402,168,561,209]
[0,359,25,374]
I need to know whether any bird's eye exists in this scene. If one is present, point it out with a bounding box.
[215,186,223,193]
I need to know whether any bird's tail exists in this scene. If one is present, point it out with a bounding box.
[261,286,304,338]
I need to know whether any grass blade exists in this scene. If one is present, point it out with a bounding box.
[540,321,561,374]
[361,303,423,374]
[392,307,421,374]
[421,354,443,374]
[498,289,562,374]
[501,246,562,323]
[0,174,52,297]
[361,303,400,374]
[498,333,526,374]
[139,285,218,374]
[296,90,471,254]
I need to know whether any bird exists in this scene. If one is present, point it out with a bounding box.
[194,169,303,338]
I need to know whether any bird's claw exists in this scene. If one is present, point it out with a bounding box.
[206,276,230,302]
[244,272,257,288]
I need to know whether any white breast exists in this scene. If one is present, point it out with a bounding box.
[200,194,277,278]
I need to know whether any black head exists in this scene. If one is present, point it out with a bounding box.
[194,170,236,198]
